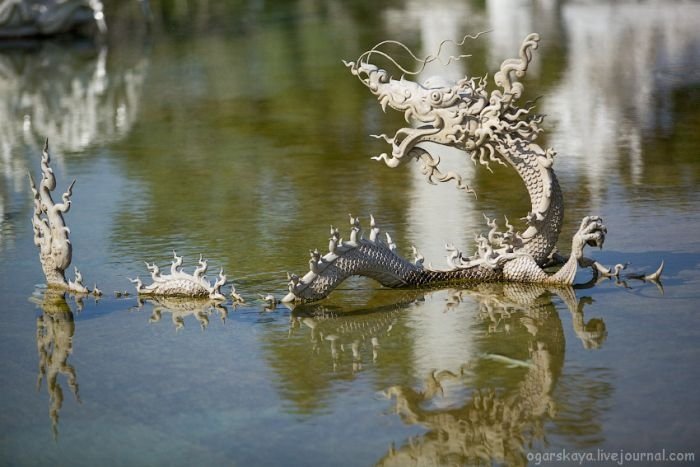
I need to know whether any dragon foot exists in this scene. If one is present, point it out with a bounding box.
[545,216,607,285]
[551,217,663,287]
[573,216,607,261]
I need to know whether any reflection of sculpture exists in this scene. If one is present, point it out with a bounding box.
[376,284,597,467]
[275,283,610,464]
[136,296,229,331]
[32,289,80,440]
[0,40,147,157]
[130,252,228,300]
[29,140,94,293]
[464,283,606,350]
[284,34,661,303]
[570,296,607,349]
[0,0,103,38]
[0,37,148,254]
[290,300,408,372]
[266,297,419,413]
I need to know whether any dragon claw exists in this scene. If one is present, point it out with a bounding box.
[572,216,607,259]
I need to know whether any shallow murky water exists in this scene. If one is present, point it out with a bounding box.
[1,1,699,465]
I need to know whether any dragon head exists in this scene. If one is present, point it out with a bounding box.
[345,33,543,181]
[344,59,489,167]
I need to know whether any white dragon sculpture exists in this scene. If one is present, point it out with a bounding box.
[282,33,662,303]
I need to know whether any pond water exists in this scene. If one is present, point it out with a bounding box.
[1,1,699,465]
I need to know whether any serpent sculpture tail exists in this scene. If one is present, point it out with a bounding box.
[283,33,654,304]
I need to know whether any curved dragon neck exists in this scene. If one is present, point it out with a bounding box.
[343,33,562,264]
[498,142,564,264]
[411,141,563,266]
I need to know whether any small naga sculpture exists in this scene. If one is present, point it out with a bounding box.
[29,140,94,294]
[130,252,228,301]
[283,33,662,303]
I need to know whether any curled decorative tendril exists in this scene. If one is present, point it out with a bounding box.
[356,30,492,77]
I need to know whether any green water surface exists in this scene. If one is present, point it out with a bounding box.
[0,1,699,466]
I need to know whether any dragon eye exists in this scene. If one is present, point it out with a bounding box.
[430,91,442,104]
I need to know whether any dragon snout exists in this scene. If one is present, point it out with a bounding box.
[344,60,389,91]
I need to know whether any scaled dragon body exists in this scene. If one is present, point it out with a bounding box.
[283,33,653,303]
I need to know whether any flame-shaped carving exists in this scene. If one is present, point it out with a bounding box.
[29,140,96,294]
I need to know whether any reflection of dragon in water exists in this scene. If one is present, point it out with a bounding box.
[286,284,608,466]
[283,34,662,303]
[377,286,606,466]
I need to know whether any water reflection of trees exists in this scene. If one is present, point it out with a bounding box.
[265,284,611,465]
[107,2,415,274]
[0,38,148,252]
[541,1,700,204]
[31,289,81,440]
[0,41,147,156]
[0,0,97,38]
